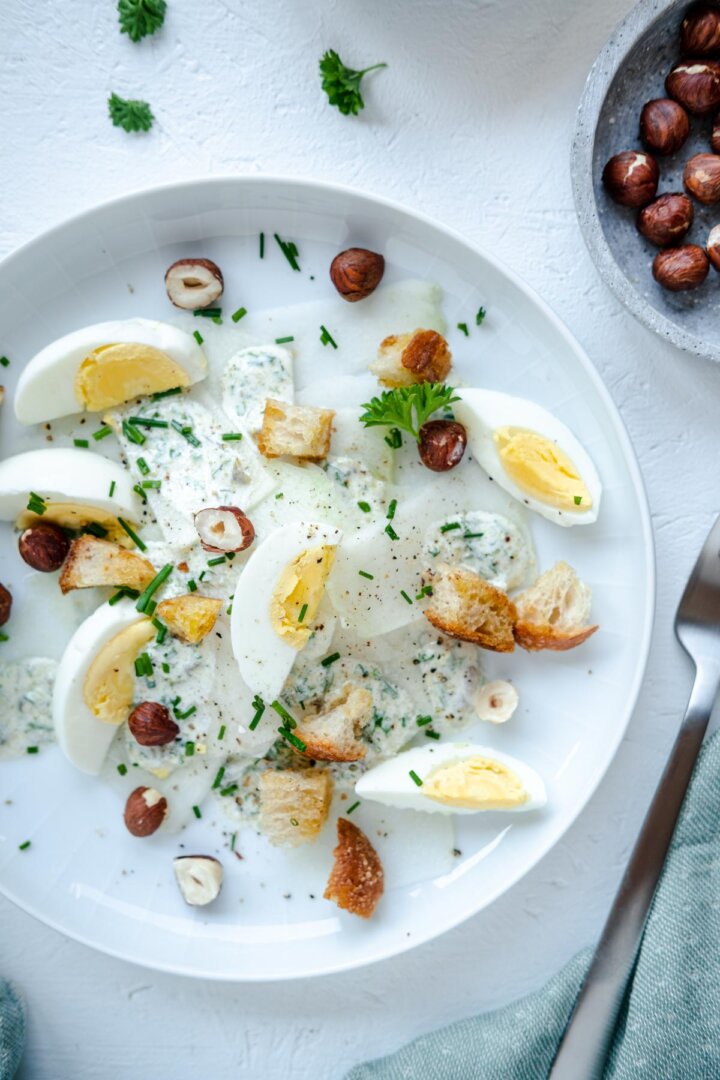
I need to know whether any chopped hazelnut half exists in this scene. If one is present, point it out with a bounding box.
[164,258,224,310]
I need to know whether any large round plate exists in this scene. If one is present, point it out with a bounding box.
[0,177,654,980]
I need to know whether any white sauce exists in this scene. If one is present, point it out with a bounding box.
[424,510,535,591]
[0,658,57,760]
[221,344,294,433]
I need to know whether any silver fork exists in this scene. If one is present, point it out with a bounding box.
[549,514,720,1079]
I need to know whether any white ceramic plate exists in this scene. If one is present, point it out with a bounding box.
[0,177,654,981]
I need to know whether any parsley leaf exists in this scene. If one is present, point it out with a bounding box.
[118,0,166,42]
[108,93,154,133]
[360,384,460,443]
[319,50,387,116]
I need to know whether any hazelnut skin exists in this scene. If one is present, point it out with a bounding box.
[681,4,720,56]
[706,224,720,270]
[128,702,179,747]
[711,112,720,152]
[330,248,385,301]
[418,420,467,472]
[18,522,70,572]
[684,152,720,203]
[602,151,659,207]
[637,193,694,247]
[652,245,710,291]
[123,787,168,837]
[666,60,720,115]
[639,99,690,154]
[0,584,11,627]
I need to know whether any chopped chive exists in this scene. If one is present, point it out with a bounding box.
[193,329,204,345]
[122,420,145,446]
[574,495,583,506]
[83,522,108,538]
[358,501,371,513]
[220,783,238,797]
[249,697,265,730]
[231,306,247,323]
[142,479,161,490]
[346,801,360,815]
[109,480,116,497]
[290,817,299,827]
[457,322,469,337]
[0,632,7,643]
[259,232,265,258]
[175,705,197,720]
[0,356,9,368]
[187,578,197,592]
[409,769,423,787]
[358,570,374,580]
[185,741,195,756]
[117,762,128,775]
[108,586,140,605]
[384,428,402,449]
[218,724,226,740]
[212,766,225,790]
[193,307,222,318]
[133,483,148,504]
[463,531,484,540]
[319,324,337,349]
[27,492,46,515]
[26,746,39,754]
[226,603,233,615]
[93,425,112,441]
[230,832,237,851]
[207,555,226,567]
[321,652,341,668]
[18,840,31,851]
[118,518,146,550]
[130,416,169,429]
[212,316,223,325]
[192,805,202,819]
[271,699,297,728]
[275,492,284,500]
[274,233,300,270]
[476,306,487,325]
[278,727,307,752]
[425,729,441,740]
[198,571,206,581]
[153,619,167,644]
[440,522,461,533]
[415,584,433,600]
[221,432,243,441]
[152,386,183,400]
[161,662,170,674]
[385,523,399,541]
[134,656,145,677]
[275,335,294,344]
[136,562,173,612]
[386,499,397,520]
[171,419,201,447]
[416,715,433,726]
[73,438,89,448]
[298,603,308,624]
[400,590,413,605]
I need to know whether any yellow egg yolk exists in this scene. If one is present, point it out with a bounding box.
[493,426,591,512]
[75,343,190,411]
[83,619,155,725]
[423,755,528,810]
[15,502,132,545]
[270,545,336,649]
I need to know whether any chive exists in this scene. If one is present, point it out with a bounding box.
[152,386,183,400]
[259,232,265,257]
[0,356,9,368]
[416,715,432,726]
[18,840,31,851]
[457,322,469,337]
[108,586,140,605]
[463,531,484,539]
[122,420,145,445]
[145,600,157,616]
[212,766,225,790]
[218,724,226,740]
[400,590,413,605]
[346,801,360,815]
[574,495,583,505]
[319,324,337,349]
[142,479,161,490]
[26,746,39,754]
[425,729,441,740]
[185,741,195,756]
[187,578,197,592]
[170,419,201,447]
[358,570,374,580]
[226,603,233,615]
[73,438,89,448]
[386,499,397,520]
[161,662,170,674]
[93,425,112,441]
[0,632,7,643]
[109,480,116,497]
[358,501,371,513]
[141,652,153,676]
[133,483,147,504]
[409,769,423,787]
[153,619,167,644]
[275,492,284,500]
[476,306,487,325]
[298,603,308,624]
[222,432,243,442]
[172,695,181,707]
[290,817,299,827]
[275,335,294,344]
[134,656,145,676]
[175,705,197,720]
[385,523,399,541]
[136,563,173,612]
[207,555,226,567]
[230,832,237,851]
[274,233,300,270]
[193,330,204,345]
[384,428,402,449]
[271,699,297,728]
[321,652,341,668]
[117,762,128,775]
[27,492,46,515]
[440,522,461,533]
[415,585,433,600]
[278,727,307,752]
[193,307,222,318]
[192,805,202,819]
[83,522,108,538]
[249,697,265,730]
[130,416,169,429]
[198,571,206,581]
[220,783,238,797]
[118,517,146,550]
[231,306,247,323]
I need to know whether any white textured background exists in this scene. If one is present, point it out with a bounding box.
[2,0,720,1077]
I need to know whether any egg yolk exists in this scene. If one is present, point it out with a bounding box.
[270,545,336,650]
[423,755,528,810]
[75,343,190,411]
[83,619,155,725]
[15,502,131,544]
[493,427,591,512]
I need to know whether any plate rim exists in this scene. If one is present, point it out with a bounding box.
[0,173,656,981]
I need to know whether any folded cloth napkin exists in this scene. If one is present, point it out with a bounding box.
[0,981,24,1080]
[347,729,720,1080]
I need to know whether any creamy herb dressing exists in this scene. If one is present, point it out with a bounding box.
[0,658,57,760]
[221,344,294,433]
[424,510,535,591]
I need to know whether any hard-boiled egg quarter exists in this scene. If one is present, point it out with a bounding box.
[54,599,154,774]
[454,389,601,526]
[0,448,140,541]
[14,318,207,424]
[231,521,342,703]
[355,742,547,814]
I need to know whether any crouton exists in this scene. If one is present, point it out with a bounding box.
[59,535,156,595]
[295,684,371,762]
[370,329,452,388]
[514,561,598,652]
[424,563,516,652]
[258,769,333,847]
[257,399,335,460]
[156,594,223,643]
[324,818,384,919]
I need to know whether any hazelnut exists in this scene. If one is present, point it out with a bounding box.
[639,99,690,155]
[653,245,710,291]
[418,420,467,472]
[602,151,659,207]
[173,855,223,906]
[164,258,223,310]
[0,584,11,627]
[128,702,179,747]
[711,111,720,152]
[124,786,168,837]
[666,60,720,115]
[637,193,694,246]
[681,4,720,56]
[684,152,720,202]
[706,224,720,269]
[18,522,70,572]
[474,680,519,724]
[194,506,255,553]
[330,248,385,301]
[402,330,452,382]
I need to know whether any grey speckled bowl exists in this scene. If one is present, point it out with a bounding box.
[572,0,720,361]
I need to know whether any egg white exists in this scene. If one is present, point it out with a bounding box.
[0,448,140,524]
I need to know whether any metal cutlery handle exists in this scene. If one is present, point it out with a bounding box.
[549,662,720,1079]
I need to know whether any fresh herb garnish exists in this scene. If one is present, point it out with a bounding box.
[415,584,433,600]
[386,499,397,520]
[463,531,484,539]
[192,805,202,819]
[457,322,469,337]
[142,479,161,489]
[93,425,112,441]
[274,234,300,271]
[18,841,31,851]
[26,746,39,754]
[278,727,307,752]
[385,523,399,541]
[152,386,183,400]
[231,306,247,323]
[416,715,432,726]
[133,483,148,504]
[259,233,265,258]
[298,603,308,624]
[574,495,583,506]
[118,0,166,42]
[249,694,265,730]
[130,416,168,429]
[0,356,9,368]
[218,724,226,740]
[212,766,225,790]
[346,800,360,814]
[358,501,371,513]
[136,457,150,476]
[187,578,197,592]
[171,419,201,447]
[136,562,172,613]
[409,770,423,787]
[122,419,145,445]
[361,383,460,443]
[108,92,154,133]
[275,336,294,344]
[185,741,195,756]
[319,324,337,349]
[425,729,441,740]
[118,517,146,550]
[476,306,487,326]
[193,307,221,319]
[193,329,203,345]
[27,492,46,516]
[175,704,197,720]
[108,586,140,605]
[73,438,89,448]
[207,555,226,567]
[109,480,117,497]
[270,699,297,728]
[117,763,128,775]
[321,652,341,668]
[440,521,461,533]
[358,570,374,580]
[83,522,108,539]
[221,432,243,441]
[384,428,402,449]
[400,590,413,605]
[319,50,387,116]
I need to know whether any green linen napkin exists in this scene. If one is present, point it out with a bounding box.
[347,728,720,1079]
[0,981,24,1080]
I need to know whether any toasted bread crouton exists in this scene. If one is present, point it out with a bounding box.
[257,399,335,460]
[424,564,516,652]
[370,329,452,388]
[295,684,371,762]
[258,769,333,847]
[59,535,156,595]
[324,818,384,919]
[514,561,598,652]
[156,594,222,643]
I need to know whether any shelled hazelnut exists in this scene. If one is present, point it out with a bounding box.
[666,60,720,115]
[0,584,11,627]
[711,112,720,151]
[653,245,710,290]
[602,151,659,207]
[124,787,168,837]
[706,224,720,269]
[639,99,690,154]
[128,702,179,747]
[637,193,694,246]
[18,522,70,572]
[683,152,720,202]
[418,420,467,472]
[681,4,720,56]
[330,248,385,301]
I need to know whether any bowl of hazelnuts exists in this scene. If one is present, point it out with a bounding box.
[572,0,720,361]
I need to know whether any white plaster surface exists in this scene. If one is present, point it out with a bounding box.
[1,0,719,1076]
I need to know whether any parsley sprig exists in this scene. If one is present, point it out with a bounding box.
[108,93,154,133]
[118,0,166,42]
[319,50,387,116]
[360,383,460,443]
